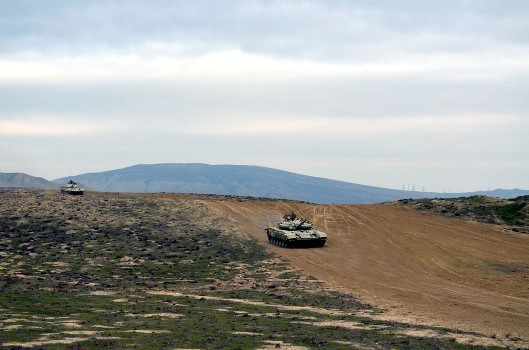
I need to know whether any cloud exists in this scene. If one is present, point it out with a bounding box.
[2,1,528,61]
[0,117,109,136]
[0,1,528,191]
[2,46,529,87]
[2,1,529,88]
[190,114,517,137]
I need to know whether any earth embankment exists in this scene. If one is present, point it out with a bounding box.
[204,200,529,340]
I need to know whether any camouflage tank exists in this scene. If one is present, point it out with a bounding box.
[60,180,84,195]
[265,211,327,248]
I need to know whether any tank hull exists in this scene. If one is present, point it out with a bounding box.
[265,227,327,248]
[60,189,84,195]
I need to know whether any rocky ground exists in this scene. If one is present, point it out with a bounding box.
[0,189,526,349]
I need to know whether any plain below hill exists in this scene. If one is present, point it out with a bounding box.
[0,172,58,190]
[53,163,529,204]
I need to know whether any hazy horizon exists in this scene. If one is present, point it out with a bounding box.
[1,1,528,192]
[5,162,526,194]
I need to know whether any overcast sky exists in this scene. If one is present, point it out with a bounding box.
[1,0,528,192]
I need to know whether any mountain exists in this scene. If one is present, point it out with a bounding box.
[53,163,529,204]
[0,172,59,190]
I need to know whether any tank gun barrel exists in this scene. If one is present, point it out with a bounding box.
[296,219,307,230]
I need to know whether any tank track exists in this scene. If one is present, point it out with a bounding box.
[267,234,326,248]
[268,235,292,248]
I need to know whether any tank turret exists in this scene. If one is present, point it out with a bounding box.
[265,211,327,248]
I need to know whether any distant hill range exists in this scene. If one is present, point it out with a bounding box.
[0,172,58,190]
[52,163,529,204]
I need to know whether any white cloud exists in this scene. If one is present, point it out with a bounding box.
[0,117,109,136]
[2,46,529,85]
[190,114,520,137]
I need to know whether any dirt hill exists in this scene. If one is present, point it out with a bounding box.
[204,199,529,342]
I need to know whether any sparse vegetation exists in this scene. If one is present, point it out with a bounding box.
[393,195,529,233]
[0,189,516,349]
[494,202,527,226]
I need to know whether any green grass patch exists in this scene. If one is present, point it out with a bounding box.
[493,202,526,225]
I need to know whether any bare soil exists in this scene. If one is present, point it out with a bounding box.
[2,189,529,348]
[204,199,529,342]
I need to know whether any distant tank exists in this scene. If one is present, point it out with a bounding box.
[265,211,327,248]
[60,180,84,195]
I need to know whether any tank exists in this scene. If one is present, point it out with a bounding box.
[60,180,84,195]
[265,211,327,248]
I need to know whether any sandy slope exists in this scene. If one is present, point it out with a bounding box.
[204,200,529,340]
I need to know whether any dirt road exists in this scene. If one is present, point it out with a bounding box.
[205,200,529,340]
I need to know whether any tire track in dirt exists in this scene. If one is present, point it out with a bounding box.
[204,199,529,341]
